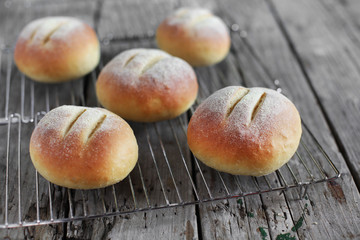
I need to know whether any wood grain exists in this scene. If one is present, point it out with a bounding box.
[271,0,360,188]
[219,0,360,239]
[1,0,360,239]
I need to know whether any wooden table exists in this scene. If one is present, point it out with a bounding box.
[1,0,360,239]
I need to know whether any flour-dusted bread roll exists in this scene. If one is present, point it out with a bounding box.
[156,8,230,66]
[96,48,198,122]
[29,106,138,189]
[14,16,100,83]
[187,86,302,176]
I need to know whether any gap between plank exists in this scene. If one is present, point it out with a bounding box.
[81,0,104,107]
[93,0,103,35]
[187,110,203,240]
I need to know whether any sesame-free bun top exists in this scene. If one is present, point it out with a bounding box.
[29,106,138,189]
[14,16,100,83]
[156,8,230,66]
[187,86,302,176]
[96,48,198,122]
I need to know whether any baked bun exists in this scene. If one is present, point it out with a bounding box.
[14,16,100,83]
[156,8,230,66]
[96,48,198,122]
[187,86,302,176]
[29,105,138,189]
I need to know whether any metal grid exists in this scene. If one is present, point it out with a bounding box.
[0,42,340,228]
[0,3,340,228]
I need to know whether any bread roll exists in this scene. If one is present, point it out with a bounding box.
[156,8,230,66]
[29,106,138,189]
[14,16,100,83]
[96,48,198,122]
[187,86,302,176]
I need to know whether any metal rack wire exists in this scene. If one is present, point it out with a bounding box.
[0,1,340,229]
[0,43,340,229]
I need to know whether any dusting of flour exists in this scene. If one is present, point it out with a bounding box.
[20,17,87,44]
[101,48,195,90]
[34,106,126,156]
[165,7,229,39]
[192,86,294,147]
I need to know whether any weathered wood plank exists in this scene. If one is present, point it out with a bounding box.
[271,0,360,188]
[335,0,360,35]
[218,0,360,239]
[96,0,178,40]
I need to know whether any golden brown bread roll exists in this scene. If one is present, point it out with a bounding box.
[96,48,198,122]
[156,8,230,66]
[29,105,138,189]
[187,86,302,176]
[14,16,100,83]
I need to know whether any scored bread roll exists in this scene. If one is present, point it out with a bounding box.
[96,48,198,122]
[156,7,230,66]
[29,105,138,189]
[187,86,302,176]
[14,16,100,83]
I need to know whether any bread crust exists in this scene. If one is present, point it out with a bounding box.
[14,17,100,83]
[29,106,138,189]
[187,86,302,176]
[96,48,198,122]
[156,8,230,66]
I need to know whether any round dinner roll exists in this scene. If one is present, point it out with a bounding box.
[14,16,100,83]
[156,7,230,66]
[96,48,198,122]
[187,86,302,176]
[29,105,138,189]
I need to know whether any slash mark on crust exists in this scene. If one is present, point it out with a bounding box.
[140,56,166,75]
[250,93,267,122]
[43,22,67,44]
[64,109,86,137]
[86,114,107,143]
[29,28,39,42]
[123,53,139,68]
[226,88,250,118]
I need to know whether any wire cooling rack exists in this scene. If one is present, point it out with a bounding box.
[0,2,340,229]
[0,42,340,228]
